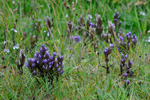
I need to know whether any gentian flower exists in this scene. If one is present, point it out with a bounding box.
[73,36,81,43]
[26,44,64,82]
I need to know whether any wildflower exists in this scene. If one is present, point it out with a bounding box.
[13,43,19,49]
[11,28,17,33]
[26,44,64,82]
[4,49,10,53]
[126,80,130,85]
[47,32,50,36]
[124,73,128,77]
[73,36,81,43]
[4,41,6,45]
[140,12,145,16]
[102,44,114,74]
[88,14,92,19]
[119,36,124,41]
[66,14,68,18]
[89,22,95,27]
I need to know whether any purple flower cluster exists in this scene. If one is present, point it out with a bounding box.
[102,44,114,74]
[114,11,121,28]
[26,44,64,80]
[120,54,134,85]
[104,44,114,57]
[73,36,81,43]
[118,32,137,52]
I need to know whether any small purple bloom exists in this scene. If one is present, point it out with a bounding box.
[44,47,47,51]
[120,28,122,31]
[60,70,64,74]
[53,52,56,57]
[42,59,48,63]
[124,73,128,77]
[33,70,36,74]
[116,12,119,16]
[42,65,45,69]
[119,36,124,41]
[89,22,95,27]
[49,65,51,68]
[121,59,124,63]
[32,63,36,67]
[49,56,53,61]
[121,54,124,58]
[109,44,113,49]
[40,47,43,53]
[57,68,61,71]
[36,60,39,64]
[132,38,135,42]
[28,58,32,62]
[114,19,118,23]
[32,59,36,63]
[118,21,121,26]
[126,80,130,85]
[42,44,45,47]
[38,54,42,59]
[59,62,61,65]
[26,62,29,67]
[56,64,58,68]
[60,56,64,61]
[125,55,127,59]
[103,47,108,55]
[128,32,131,36]
[73,36,81,43]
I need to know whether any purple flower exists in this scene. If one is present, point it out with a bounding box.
[42,59,48,64]
[132,38,135,42]
[33,70,36,74]
[121,59,124,63]
[38,54,42,59]
[103,47,108,55]
[40,47,43,53]
[57,68,61,71]
[26,62,29,67]
[73,36,81,43]
[26,44,65,82]
[89,22,95,27]
[42,65,45,69]
[34,51,39,58]
[44,51,50,57]
[114,19,118,23]
[128,32,131,36]
[31,59,36,63]
[53,52,56,57]
[49,65,51,68]
[32,63,36,67]
[109,44,113,49]
[121,54,124,58]
[36,60,39,64]
[125,55,127,59]
[49,56,53,61]
[56,64,58,68]
[119,36,124,41]
[28,58,32,62]
[128,58,133,65]
[124,73,128,77]
[60,70,64,74]
[126,80,130,85]
[60,56,64,61]
[118,21,121,26]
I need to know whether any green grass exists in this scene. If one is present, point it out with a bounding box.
[0,0,150,99]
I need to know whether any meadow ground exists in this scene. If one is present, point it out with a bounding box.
[0,0,150,99]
